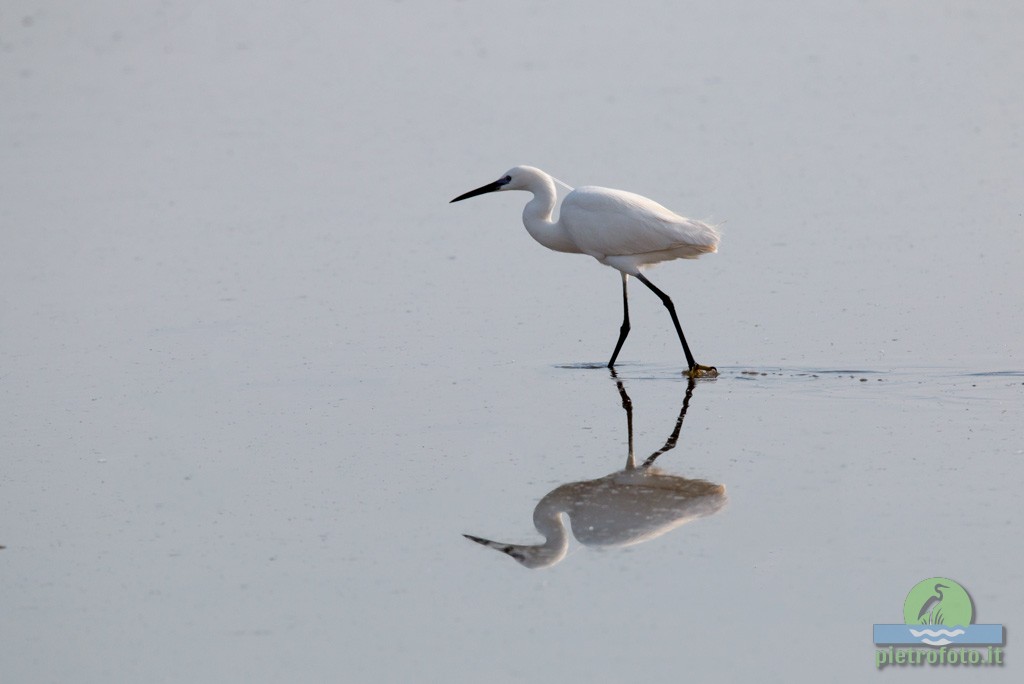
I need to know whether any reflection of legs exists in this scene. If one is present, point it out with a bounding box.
[642,378,696,469]
[613,376,637,469]
[607,273,631,368]
[634,273,697,370]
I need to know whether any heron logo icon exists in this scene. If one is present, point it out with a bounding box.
[903,578,973,632]
[874,577,1004,648]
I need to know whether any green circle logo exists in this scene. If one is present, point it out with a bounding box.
[903,577,973,626]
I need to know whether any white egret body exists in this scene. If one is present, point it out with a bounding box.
[451,166,720,375]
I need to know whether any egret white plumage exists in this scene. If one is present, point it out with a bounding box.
[450,166,720,377]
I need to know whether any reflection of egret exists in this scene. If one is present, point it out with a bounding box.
[917,583,949,624]
[450,166,720,377]
[464,376,726,568]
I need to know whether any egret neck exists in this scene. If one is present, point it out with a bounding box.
[520,173,579,254]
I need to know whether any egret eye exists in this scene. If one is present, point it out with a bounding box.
[500,175,512,184]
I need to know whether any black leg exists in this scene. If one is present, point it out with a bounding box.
[607,273,631,368]
[634,272,702,372]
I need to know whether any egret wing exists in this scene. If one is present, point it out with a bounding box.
[560,186,719,258]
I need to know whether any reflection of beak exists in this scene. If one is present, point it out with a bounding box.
[464,532,495,548]
[462,533,520,559]
[450,179,506,203]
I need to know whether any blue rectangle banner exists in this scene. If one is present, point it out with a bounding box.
[873,624,1004,646]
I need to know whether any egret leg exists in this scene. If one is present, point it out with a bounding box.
[634,273,717,378]
[606,273,631,368]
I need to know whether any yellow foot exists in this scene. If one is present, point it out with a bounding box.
[686,364,719,379]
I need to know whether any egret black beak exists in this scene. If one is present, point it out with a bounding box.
[450,177,509,203]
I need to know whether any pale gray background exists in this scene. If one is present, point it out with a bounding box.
[2,2,1021,682]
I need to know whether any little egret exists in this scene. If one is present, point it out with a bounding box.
[451,165,721,377]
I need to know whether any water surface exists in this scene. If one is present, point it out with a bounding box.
[2,2,1022,682]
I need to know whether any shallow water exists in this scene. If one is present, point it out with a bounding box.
[2,2,1022,682]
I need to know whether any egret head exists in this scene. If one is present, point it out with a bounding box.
[449,166,546,203]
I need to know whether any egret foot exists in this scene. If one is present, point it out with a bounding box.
[686,364,718,379]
